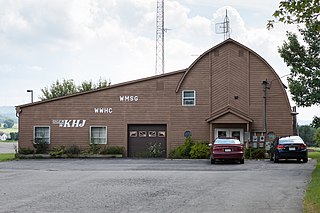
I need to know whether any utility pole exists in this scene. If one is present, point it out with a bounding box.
[155,0,165,75]
[262,79,270,132]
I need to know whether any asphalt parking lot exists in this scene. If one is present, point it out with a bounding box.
[0,142,17,154]
[0,158,315,213]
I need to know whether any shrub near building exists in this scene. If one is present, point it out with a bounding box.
[169,137,210,159]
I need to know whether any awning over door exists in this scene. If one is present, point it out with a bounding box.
[206,106,253,124]
[206,106,253,143]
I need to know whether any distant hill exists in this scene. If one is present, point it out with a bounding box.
[0,106,18,123]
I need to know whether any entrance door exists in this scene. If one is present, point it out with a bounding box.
[215,128,244,143]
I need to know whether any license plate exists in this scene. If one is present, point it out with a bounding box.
[224,148,232,152]
[289,147,295,151]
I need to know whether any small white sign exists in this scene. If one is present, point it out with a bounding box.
[94,108,113,114]
[52,120,86,128]
[119,95,138,102]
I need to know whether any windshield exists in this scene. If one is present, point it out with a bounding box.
[279,136,304,144]
[214,138,241,144]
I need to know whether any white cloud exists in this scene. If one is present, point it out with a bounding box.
[0,0,318,123]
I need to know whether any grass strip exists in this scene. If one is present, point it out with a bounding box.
[0,153,16,162]
[304,152,320,213]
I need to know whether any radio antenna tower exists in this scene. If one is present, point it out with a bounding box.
[155,0,165,75]
[215,9,231,40]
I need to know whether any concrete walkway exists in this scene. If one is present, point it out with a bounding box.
[0,142,17,153]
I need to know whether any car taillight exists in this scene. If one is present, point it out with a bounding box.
[299,144,307,149]
[233,146,243,151]
[276,145,285,150]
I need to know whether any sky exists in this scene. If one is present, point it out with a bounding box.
[0,0,319,125]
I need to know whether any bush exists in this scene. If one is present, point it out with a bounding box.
[190,142,210,159]
[169,137,194,159]
[99,146,125,155]
[49,146,65,157]
[245,148,265,159]
[33,141,49,154]
[64,145,81,157]
[9,132,18,141]
[147,142,164,158]
[169,149,183,159]
[18,147,35,155]
[89,143,101,154]
[169,137,210,159]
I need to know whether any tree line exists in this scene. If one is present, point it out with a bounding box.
[40,78,110,100]
[299,125,320,147]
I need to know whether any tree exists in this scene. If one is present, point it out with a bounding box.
[3,119,14,128]
[268,0,320,125]
[298,125,315,146]
[9,132,18,141]
[267,0,320,31]
[78,78,111,93]
[40,78,111,100]
[279,25,320,107]
[314,128,320,147]
[311,116,320,128]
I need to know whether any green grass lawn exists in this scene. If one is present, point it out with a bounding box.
[0,153,16,162]
[304,151,320,213]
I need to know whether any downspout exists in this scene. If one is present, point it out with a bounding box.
[15,107,21,152]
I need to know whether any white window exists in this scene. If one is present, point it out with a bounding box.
[182,90,196,106]
[34,126,50,144]
[129,131,137,137]
[90,126,107,144]
[148,131,156,137]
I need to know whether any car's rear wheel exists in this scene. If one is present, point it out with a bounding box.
[211,158,216,164]
[274,153,279,163]
[240,159,244,164]
[297,158,301,163]
[270,152,274,161]
[303,157,308,163]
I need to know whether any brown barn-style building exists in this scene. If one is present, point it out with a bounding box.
[16,39,297,157]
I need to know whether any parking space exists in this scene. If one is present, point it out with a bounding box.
[0,159,315,213]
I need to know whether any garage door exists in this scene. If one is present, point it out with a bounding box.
[128,124,167,158]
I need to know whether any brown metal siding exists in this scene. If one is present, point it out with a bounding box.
[248,53,292,135]
[211,45,229,111]
[18,72,184,154]
[18,39,293,156]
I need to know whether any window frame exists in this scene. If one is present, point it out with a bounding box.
[182,90,196,106]
[33,126,50,144]
[90,126,108,145]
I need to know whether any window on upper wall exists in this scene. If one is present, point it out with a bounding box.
[90,126,107,144]
[34,126,50,144]
[182,90,196,106]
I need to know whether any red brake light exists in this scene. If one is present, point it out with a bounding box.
[277,145,285,149]
[299,144,307,149]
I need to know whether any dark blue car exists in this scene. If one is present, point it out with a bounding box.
[270,136,308,163]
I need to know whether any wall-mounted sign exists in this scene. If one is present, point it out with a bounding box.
[94,108,113,114]
[119,96,139,102]
[267,131,276,140]
[52,120,86,128]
